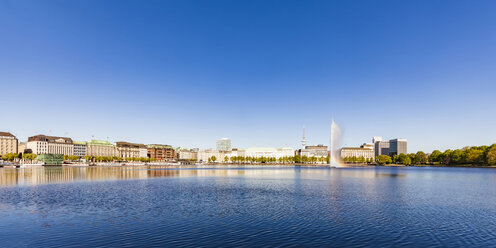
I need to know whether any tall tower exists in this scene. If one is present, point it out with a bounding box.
[301,126,306,148]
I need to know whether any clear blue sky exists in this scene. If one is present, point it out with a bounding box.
[1,0,495,153]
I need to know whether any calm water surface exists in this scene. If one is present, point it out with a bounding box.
[0,166,495,247]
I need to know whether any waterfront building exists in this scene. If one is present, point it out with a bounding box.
[18,142,27,154]
[0,132,18,155]
[374,137,390,157]
[296,145,328,157]
[116,141,146,158]
[176,148,198,160]
[340,144,375,160]
[147,144,175,161]
[389,139,407,156]
[139,145,148,158]
[86,140,118,157]
[198,149,228,163]
[242,147,294,159]
[73,141,87,157]
[216,138,232,151]
[27,135,73,155]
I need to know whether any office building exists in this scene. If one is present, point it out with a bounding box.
[116,141,146,158]
[147,144,175,161]
[73,141,87,157]
[27,134,74,155]
[340,143,375,160]
[296,145,328,157]
[216,138,232,151]
[0,132,18,155]
[176,148,198,160]
[86,140,117,157]
[389,139,407,156]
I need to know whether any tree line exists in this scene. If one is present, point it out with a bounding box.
[1,153,37,162]
[373,144,496,166]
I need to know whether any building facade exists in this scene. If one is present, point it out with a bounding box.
[216,138,232,151]
[296,145,328,157]
[241,147,294,159]
[389,139,407,156]
[374,139,390,157]
[340,143,375,160]
[73,141,87,157]
[176,149,198,160]
[147,144,175,161]
[116,142,146,158]
[0,132,18,155]
[27,135,74,155]
[86,140,117,157]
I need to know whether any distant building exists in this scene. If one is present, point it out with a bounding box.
[374,137,390,157]
[216,138,232,151]
[73,141,87,157]
[18,142,27,154]
[389,139,407,156]
[242,147,294,159]
[27,135,73,155]
[296,145,328,157]
[86,140,117,157]
[340,143,375,160]
[176,148,198,160]
[116,141,146,158]
[0,132,18,155]
[147,144,175,161]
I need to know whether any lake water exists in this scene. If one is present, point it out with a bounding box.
[0,166,495,247]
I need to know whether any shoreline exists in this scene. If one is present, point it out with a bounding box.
[2,163,494,169]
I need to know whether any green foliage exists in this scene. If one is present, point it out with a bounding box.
[398,153,411,165]
[487,145,496,165]
[429,150,442,163]
[414,151,428,164]
[423,144,496,166]
[1,153,19,161]
[22,153,37,161]
[376,155,392,165]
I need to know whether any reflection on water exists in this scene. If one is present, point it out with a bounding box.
[0,166,495,247]
[0,166,416,187]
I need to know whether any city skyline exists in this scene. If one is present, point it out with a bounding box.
[1,0,495,153]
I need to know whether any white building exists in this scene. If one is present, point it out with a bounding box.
[27,135,74,155]
[0,132,18,155]
[198,149,227,162]
[340,143,374,160]
[176,148,198,160]
[242,147,294,159]
[73,141,87,157]
[296,145,328,157]
[139,147,148,158]
[216,138,232,151]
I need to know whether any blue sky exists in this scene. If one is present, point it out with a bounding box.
[1,0,495,152]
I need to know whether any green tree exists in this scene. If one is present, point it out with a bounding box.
[210,156,217,162]
[398,153,411,165]
[224,156,229,163]
[450,149,464,164]
[429,150,442,163]
[414,151,428,165]
[376,155,392,165]
[463,147,485,165]
[487,144,496,165]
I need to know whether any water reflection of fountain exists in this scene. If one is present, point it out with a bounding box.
[329,119,345,167]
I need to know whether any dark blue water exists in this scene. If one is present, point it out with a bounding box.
[0,166,495,247]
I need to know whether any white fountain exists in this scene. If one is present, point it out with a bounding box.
[329,119,344,167]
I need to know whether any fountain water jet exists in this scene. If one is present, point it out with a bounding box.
[329,119,345,167]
